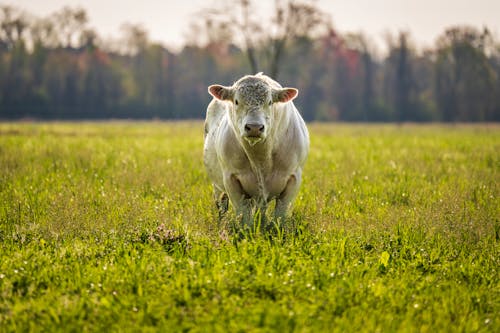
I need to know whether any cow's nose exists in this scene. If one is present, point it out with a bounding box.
[244,123,265,136]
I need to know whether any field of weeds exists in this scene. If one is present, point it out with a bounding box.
[0,122,498,331]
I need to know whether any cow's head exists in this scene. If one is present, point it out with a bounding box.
[208,75,298,146]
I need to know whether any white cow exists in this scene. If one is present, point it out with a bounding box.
[204,73,309,227]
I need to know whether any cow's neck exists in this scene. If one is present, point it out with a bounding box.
[241,139,273,171]
[239,138,273,198]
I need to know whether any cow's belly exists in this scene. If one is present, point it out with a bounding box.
[238,171,291,201]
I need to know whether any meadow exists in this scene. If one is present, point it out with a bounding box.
[0,122,498,332]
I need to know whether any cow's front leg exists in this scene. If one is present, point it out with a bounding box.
[275,173,301,220]
[213,187,229,220]
[224,173,253,225]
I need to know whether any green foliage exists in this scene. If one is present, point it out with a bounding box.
[435,27,498,122]
[0,122,498,331]
[1,5,500,121]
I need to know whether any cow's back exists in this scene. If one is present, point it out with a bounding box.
[204,98,228,138]
[203,98,232,192]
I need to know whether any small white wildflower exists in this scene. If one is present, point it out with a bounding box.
[413,303,419,309]
[268,273,273,277]
[0,274,5,279]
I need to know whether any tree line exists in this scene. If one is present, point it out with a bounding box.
[1,2,499,121]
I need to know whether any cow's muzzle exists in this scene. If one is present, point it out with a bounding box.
[243,122,265,146]
[244,122,265,137]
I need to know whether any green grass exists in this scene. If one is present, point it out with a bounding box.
[0,122,498,332]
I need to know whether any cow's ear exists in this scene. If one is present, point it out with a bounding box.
[208,85,234,101]
[273,88,298,103]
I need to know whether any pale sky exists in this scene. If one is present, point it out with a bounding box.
[9,0,500,52]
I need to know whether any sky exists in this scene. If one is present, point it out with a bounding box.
[9,0,500,52]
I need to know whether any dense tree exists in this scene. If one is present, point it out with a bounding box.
[194,0,328,79]
[53,6,88,48]
[435,26,497,121]
[383,32,416,122]
[491,44,500,121]
[0,5,499,122]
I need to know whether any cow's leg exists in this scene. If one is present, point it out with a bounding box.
[252,198,268,230]
[224,174,253,226]
[213,187,229,219]
[274,173,301,220]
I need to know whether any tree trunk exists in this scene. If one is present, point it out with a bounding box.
[247,46,259,74]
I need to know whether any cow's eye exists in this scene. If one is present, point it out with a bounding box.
[235,99,239,105]
[268,101,272,106]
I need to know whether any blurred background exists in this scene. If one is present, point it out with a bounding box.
[1,0,499,121]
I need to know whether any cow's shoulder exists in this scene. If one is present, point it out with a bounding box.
[271,104,309,169]
[216,124,250,171]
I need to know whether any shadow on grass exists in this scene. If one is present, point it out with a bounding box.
[218,210,312,245]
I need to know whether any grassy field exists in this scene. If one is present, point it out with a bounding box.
[0,122,498,332]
